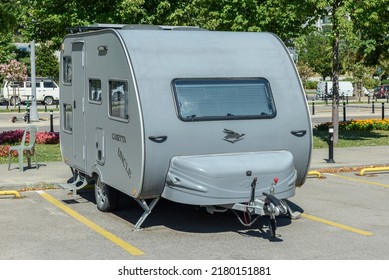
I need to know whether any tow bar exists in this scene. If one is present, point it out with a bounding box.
[260,177,288,237]
[231,177,288,238]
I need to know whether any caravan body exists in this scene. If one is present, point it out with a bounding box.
[317,81,354,97]
[60,25,312,234]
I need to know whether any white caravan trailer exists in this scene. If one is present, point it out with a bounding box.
[60,24,312,237]
[317,81,354,98]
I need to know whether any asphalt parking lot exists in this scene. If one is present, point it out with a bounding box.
[1,169,388,260]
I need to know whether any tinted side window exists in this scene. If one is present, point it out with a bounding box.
[173,78,276,121]
[44,81,55,88]
[63,56,72,84]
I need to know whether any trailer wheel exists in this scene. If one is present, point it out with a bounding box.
[94,177,119,212]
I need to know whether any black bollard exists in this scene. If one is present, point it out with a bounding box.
[372,101,375,114]
[382,103,385,120]
[26,108,30,123]
[50,110,54,132]
[328,126,335,163]
[343,102,346,122]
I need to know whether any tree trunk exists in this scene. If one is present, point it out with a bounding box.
[331,0,342,145]
[332,36,340,145]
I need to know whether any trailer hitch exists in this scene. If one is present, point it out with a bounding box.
[254,177,288,237]
[231,177,289,238]
[262,187,287,237]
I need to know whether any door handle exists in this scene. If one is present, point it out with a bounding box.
[291,130,307,137]
[148,136,168,143]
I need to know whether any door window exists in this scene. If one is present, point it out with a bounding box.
[63,104,73,132]
[63,56,72,84]
[89,79,102,103]
[109,80,129,120]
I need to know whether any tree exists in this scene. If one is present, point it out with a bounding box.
[317,0,389,144]
[0,0,18,35]
[297,62,316,90]
[0,34,17,65]
[0,59,28,108]
[20,0,146,49]
[348,0,389,66]
[18,0,324,49]
[36,44,59,80]
[296,31,332,80]
[378,56,389,82]
[158,0,323,44]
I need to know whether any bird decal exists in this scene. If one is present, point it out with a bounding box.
[223,128,245,143]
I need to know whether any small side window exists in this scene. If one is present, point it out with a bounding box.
[109,80,128,120]
[63,56,72,84]
[89,79,102,103]
[63,104,73,132]
[43,81,55,88]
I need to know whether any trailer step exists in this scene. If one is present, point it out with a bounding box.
[59,169,91,196]
[59,181,89,196]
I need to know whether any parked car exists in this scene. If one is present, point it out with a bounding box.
[374,84,389,99]
[0,77,59,106]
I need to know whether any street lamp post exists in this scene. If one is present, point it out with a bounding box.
[29,40,39,122]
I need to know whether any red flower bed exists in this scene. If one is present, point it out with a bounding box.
[0,130,60,145]
[0,129,60,157]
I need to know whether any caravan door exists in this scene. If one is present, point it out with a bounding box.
[71,42,86,170]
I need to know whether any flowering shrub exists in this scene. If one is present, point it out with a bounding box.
[0,130,60,145]
[35,132,60,144]
[0,130,25,144]
[0,130,59,158]
[315,119,389,131]
[0,145,34,158]
[0,59,28,81]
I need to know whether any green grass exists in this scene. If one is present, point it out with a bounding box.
[313,129,389,149]
[0,144,62,164]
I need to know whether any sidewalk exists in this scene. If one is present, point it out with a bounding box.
[0,161,73,190]
[309,145,389,170]
[1,146,389,191]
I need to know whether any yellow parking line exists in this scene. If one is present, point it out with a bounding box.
[327,173,389,188]
[301,213,373,236]
[37,191,144,256]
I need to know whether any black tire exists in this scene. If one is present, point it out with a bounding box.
[94,176,119,212]
[44,96,54,105]
[9,96,20,106]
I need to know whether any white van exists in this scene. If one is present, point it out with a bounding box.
[1,77,59,105]
[317,81,354,98]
